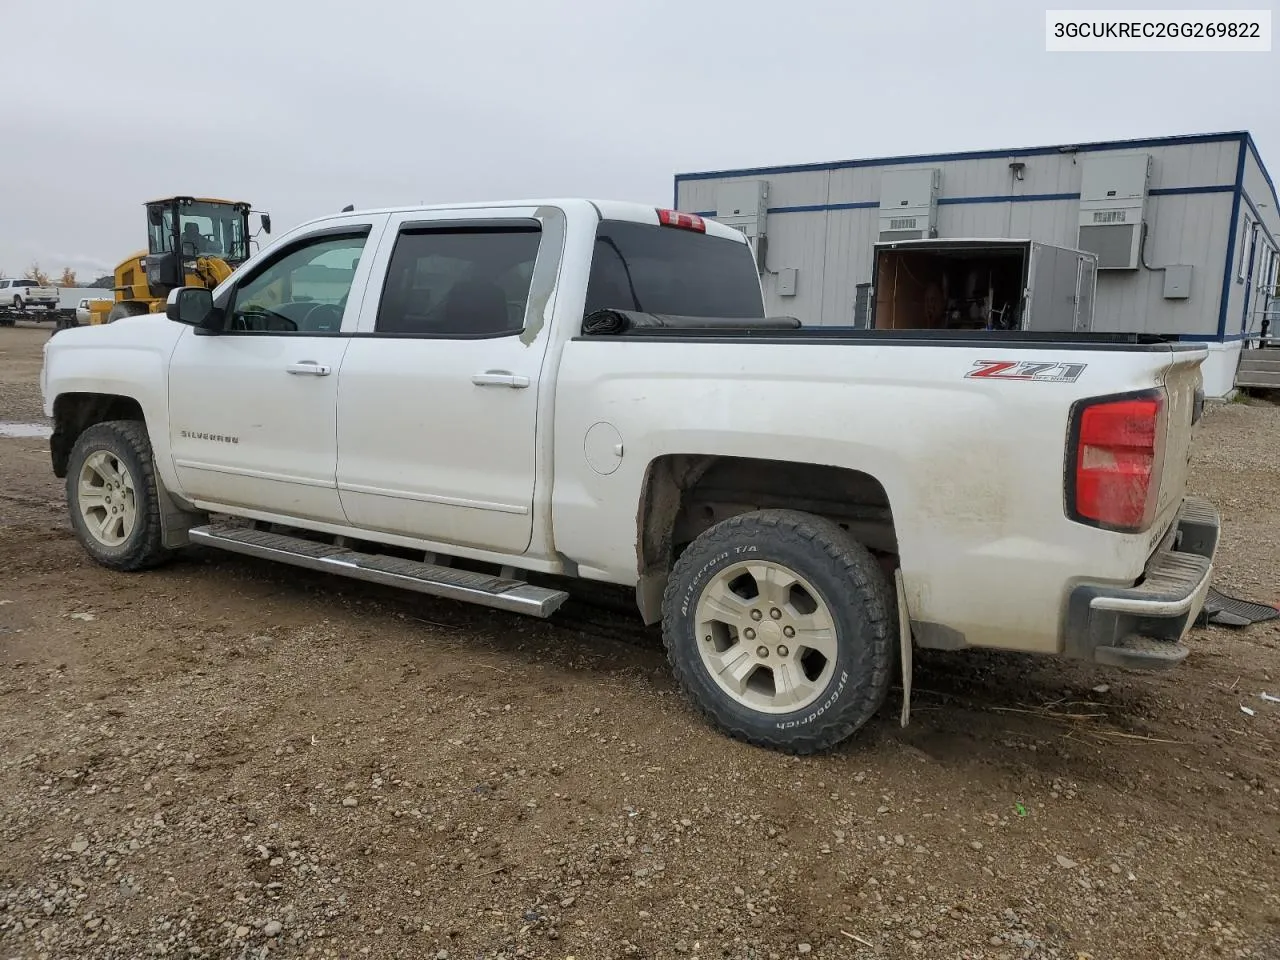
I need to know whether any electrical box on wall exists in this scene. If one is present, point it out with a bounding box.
[1076,153,1151,270]
[878,169,940,242]
[777,268,797,297]
[715,180,769,239]
[1163,264,1193,299]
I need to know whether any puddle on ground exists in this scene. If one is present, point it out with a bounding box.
[0,422,52,439]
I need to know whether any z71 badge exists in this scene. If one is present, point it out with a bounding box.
[964,360,1087,383]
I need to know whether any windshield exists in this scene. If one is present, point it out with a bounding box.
[148,201,249,262]
[584,220,765,319]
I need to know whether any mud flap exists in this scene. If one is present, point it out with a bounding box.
[895,569,913,728]
[156,477,205,549]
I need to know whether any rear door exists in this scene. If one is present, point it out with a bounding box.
[334,207,561,554]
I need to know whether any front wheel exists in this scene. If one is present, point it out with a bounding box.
[13,296,24,311]
[66,421,172,571]
[662,509,895,754]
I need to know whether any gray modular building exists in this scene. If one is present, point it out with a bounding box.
[674,131,1278,397]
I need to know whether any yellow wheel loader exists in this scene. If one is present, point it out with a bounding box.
[88,196,270,325]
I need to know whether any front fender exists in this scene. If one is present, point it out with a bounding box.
[42,317,185,493]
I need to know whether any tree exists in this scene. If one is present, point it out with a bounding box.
[59,267,78,287]
[25,262,51,285]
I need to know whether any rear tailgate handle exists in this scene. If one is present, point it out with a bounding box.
[286,361,332,376]
[472,370,530,388]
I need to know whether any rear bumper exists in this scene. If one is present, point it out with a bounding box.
[1063,497,1219,670]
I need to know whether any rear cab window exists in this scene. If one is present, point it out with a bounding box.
[584,220,764,320]
[375,223,542,338]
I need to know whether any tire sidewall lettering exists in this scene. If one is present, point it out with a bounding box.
[775,670,849,730]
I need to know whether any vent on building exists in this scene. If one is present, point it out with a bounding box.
[1077,225,1139,270]
[715,180,769,239]
[878,169,940,241]
[1077,153,1150,270]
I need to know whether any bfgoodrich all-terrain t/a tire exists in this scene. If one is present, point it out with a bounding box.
[662,509,896,754]
[66,421,172,572]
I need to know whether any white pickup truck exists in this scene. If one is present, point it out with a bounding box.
[41,199,1219,753]
[1,278,60,312]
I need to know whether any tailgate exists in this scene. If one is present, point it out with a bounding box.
[1152,351,1204,540]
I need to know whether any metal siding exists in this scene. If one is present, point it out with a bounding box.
[819,208,878,324]
[760,210,829,322]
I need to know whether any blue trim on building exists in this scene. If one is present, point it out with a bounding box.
[1149,184,1235,197]
[1216,140,1248,340]
[1178,333,1245,343]
[939,191,1078,205]
[674,130,1247,185]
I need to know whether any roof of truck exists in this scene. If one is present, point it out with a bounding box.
[293,199,749,243]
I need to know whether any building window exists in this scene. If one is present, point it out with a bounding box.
[1238,217,1254,282]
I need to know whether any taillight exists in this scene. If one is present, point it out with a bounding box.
[656,208,706,232]
[1069,391,1166,532]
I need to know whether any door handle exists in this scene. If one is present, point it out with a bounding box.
[472,370,530,388]
[286,361,332,376]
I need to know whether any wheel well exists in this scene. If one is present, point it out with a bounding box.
[634,455,898,622]
[51,394,146,477]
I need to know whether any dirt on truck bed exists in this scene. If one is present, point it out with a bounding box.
[1,321,1278,960]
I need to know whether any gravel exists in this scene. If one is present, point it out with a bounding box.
[2,325,1279,959]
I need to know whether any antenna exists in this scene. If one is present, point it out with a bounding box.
[341,204,354,213]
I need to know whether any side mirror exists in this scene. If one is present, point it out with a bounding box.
[261,213,272,234]
[166,287,220,331]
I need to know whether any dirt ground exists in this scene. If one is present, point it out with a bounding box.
[2,321,1278,960]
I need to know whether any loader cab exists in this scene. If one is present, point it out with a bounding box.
[143,196,262,296]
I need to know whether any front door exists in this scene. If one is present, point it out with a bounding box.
[167,221,385,523]
[335,209,558,554]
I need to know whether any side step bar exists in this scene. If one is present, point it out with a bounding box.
[188,523,570,618]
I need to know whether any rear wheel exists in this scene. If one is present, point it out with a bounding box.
[66,421,171,571]
[107,301,150,323]
[662,509,895,754]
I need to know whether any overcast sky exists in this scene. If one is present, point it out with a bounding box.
[1,0,1276,279]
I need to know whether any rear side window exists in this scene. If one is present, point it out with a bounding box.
[14,279,37,288]
[585,220,764,319]
[376,226,541,337]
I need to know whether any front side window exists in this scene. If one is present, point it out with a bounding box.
[375,227,542,337]
[226,234,368,334]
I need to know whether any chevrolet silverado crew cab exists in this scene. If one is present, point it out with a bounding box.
[2,278,59,312]
[41,199,1218,753]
